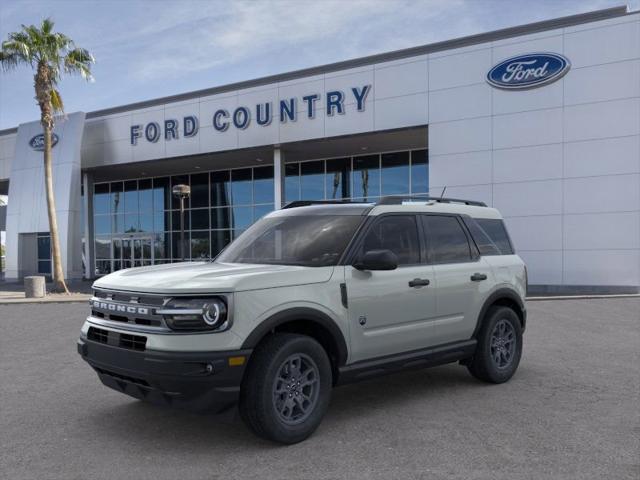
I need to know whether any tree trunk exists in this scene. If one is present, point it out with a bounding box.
[43,122,69,293]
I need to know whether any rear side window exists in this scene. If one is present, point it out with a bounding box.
[463,218,501,256]
[475,218,514,255]
[423,215,472,264]
[360,215,420,265]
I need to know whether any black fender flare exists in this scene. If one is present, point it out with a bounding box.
[472,288,526,338]
[241,307,349,366]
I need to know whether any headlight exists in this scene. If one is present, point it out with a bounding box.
[157,297,229,332]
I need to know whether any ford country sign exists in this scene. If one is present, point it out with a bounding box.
[29,133,59,151]
[487,53,570,90]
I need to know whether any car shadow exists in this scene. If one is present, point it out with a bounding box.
[84,363,487,449]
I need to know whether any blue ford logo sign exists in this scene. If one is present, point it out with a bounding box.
[487,53,570,90]
[29,133,59,151]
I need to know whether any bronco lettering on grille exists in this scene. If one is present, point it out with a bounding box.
[91,300,149,315]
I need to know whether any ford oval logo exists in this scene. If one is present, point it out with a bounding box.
[29,133,59,151]
[487,53,570,90]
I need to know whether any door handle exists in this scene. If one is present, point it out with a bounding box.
[470,273,488,282]
[408,278,430,288]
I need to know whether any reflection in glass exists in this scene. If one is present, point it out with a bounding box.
[191,208,210,230]
[153,233,168,259]
[172,210,190,231]
[301,161,324,200]
[253,204,274,221]
[94,184,110,214]
[211,207,231,230]
[153,177,170,211]
[112,214,124,234]
[190,231,210,259]
[411,149,429,194]
[211,230,232,257]
[285,163,300,203]
[113,238,122,261]
[352,155,380,200]
[211,171,231,207]
[232,206,253,229]
[95,236,111,259]
[139,213,153,232]
[37,235,51,260]
[94,215,110,235]
[381,152,410,195]
[124,180,138,212]
[154,211,169,232]
[171,175,190,209]
[253,166,274,204]
[231,169,252,205]
[124,213,139,232]
[38,260,52,274]
[325,158,350,199]
[190,173,209,208]
[138,179,153,211]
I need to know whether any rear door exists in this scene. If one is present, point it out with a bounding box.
[345,214,437,363]
[421,214,493,345]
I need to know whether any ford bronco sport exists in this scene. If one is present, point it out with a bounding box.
[78,196,527,444]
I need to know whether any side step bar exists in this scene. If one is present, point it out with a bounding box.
[336,339,477,385]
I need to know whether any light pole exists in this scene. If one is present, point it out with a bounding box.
[172,184,191,261]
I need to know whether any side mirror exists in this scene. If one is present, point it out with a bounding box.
[353,249,398,271]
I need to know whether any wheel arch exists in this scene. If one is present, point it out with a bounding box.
[473,288,526,338]
[241,307,349,379]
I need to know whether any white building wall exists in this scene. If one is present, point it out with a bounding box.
[0,133,16,181]
[428,12,640,288]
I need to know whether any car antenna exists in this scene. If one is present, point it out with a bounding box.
[439,186,447,200]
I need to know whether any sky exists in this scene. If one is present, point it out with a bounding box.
[0,0,637,130]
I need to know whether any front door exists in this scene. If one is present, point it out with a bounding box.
[345,215,437,363]
[113,235,153,271]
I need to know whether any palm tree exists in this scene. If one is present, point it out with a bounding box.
[0,18,94,293]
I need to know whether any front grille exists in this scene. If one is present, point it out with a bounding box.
[90,288,168,330]
[94,367,149,387]
[87,326,147,352]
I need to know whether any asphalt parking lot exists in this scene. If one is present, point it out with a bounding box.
[1,298,638,480]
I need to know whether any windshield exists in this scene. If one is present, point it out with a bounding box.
[216,214,363,267]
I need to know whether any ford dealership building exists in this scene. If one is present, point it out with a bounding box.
[0,6,638,293]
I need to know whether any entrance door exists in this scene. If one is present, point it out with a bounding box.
[113,235,153,271]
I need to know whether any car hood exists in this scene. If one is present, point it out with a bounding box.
[92,262,335,294]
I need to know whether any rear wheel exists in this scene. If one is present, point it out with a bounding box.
[239,333,332,444]
[467,306,522,383]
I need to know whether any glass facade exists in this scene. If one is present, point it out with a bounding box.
[92,149,427,275]
[93,166,274,275]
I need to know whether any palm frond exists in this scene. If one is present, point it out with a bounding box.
[50,88,64,113]
[64,47,94,81]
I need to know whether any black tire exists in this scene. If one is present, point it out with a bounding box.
[467,306,523,384]
[239,333,332,444]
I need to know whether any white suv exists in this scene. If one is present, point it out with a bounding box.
[78,196,527,444]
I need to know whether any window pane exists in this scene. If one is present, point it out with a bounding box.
[326,158,350,199]
[153,177,171,211]
[285,163,300,203]
[381,152,410,195]
[94,215,110,235]
[190,173,209,208]
[113,238,123,260]
[124,180,138,212]
[232,206,253,229]
[191,208,210,230]
[352,155,380,200]
[254,166,274,204]
[96,260,112,275]
[37,235,51,260]
[138,179,153,212]
[211,230,232,257]
[171,210,190,231]
[475,218,514,255]
[361,215,420,265]
[111,182,123,215]
[424,215,471,264]
[139,212,153,232]
[153,211,169,232]
[37,260,51,275]
[211,171,231,207]
[254,204,274,221]
[153,233,168,259]
[300,161,324,200]
[124,213,139,232]
[172,232,188,260]
[211,207,232,230]
[463,217,501,256]
[95,236,111,259]
[112,214,124,234]
[94,184,110,214]
[190,231,210,260]
[411,150,429,194]
[231,168,252,205]
[171,175,190,209]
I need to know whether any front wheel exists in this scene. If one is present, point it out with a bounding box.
[239,333,332,444]
[467,306,523,383]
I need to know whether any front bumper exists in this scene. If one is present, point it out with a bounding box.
[77,337,251,413]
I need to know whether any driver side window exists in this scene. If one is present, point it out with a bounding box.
[360,215,420,265]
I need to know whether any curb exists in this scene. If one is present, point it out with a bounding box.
[526,294,640,301]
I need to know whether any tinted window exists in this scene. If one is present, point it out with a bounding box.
[476,218,514,254]
[463,217,501,256]
[361,215,420,265]
[424,215,472,264]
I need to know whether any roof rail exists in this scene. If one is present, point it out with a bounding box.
[282,200,366,209]
[376,195,487,207]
